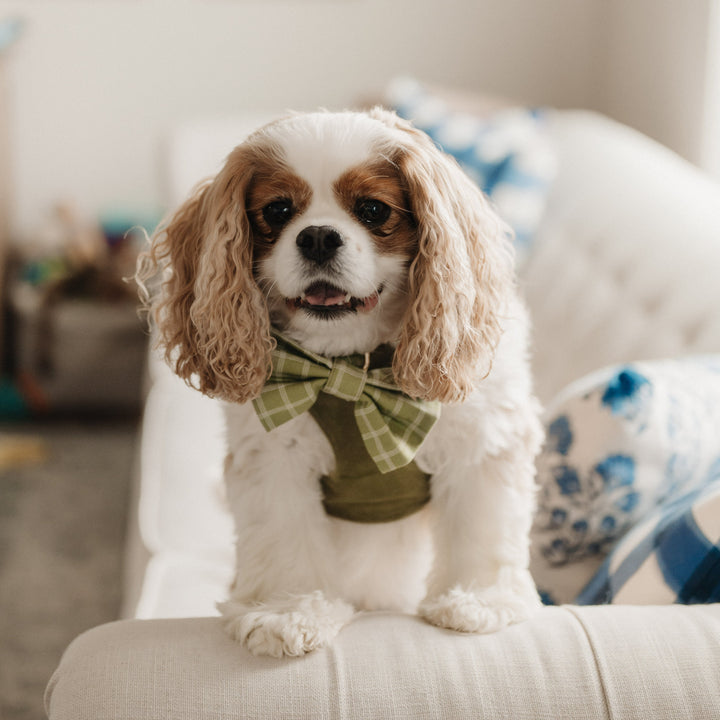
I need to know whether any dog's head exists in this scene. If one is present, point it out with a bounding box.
[139,109,514,405]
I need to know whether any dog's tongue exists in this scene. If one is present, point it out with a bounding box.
[304,283,347,307]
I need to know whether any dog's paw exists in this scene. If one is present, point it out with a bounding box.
[420,572,542,634]
[219,591,354,658]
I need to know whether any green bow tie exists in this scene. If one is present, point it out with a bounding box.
[253,333,441,474]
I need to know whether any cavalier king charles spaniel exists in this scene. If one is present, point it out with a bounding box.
[139,108,543,658]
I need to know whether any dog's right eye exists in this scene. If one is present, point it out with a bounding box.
[262,199,294,230]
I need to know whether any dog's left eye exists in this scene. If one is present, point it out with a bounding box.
[355,199,391,228]
[262,199,294,230]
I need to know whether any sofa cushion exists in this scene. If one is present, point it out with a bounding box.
[531,357,720,604]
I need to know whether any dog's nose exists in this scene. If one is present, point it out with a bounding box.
[296,226,343,265]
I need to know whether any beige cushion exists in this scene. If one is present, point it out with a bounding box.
[523,112,720,403]
[46,605,720,720]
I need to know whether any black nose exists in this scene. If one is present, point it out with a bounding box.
[296,225,343,265]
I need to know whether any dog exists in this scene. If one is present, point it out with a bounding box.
[138,108,543,658]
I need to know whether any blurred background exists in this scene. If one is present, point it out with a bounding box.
[0,1,719,718]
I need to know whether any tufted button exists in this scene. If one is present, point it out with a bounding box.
[642,295,666,316]
[681,321,706,347]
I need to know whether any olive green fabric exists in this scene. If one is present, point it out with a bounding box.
[309,392,432,523]
[253,332,440,474]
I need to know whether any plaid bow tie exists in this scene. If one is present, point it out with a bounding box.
[253,333,441,474]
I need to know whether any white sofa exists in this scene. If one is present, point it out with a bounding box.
[46,109,720,719]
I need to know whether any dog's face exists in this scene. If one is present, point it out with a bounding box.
[141,109,515,405]
[245,113,418,357]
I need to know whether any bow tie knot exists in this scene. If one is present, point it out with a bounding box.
[253,333,440,474]
[325,357,369,402]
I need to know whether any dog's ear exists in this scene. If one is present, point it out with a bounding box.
[371,109,515,403]
[138,144,273,403]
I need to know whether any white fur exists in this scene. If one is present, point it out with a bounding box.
[219,292,543,656]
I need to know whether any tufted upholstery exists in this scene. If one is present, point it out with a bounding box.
[522,111,720,402]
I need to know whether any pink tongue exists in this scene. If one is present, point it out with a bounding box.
[304,284,347,306]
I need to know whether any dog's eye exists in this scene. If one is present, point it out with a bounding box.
[262,199,294,230]
[355,199,391,228]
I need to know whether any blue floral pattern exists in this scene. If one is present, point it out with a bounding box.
[532,357,720,603]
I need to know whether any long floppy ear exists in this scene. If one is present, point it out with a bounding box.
[137,144,273,403]
[371,109,515,403]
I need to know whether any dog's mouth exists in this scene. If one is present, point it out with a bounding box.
[286,282,382,317]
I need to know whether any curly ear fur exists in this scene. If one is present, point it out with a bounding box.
[136,143,274,403]
[371,108,516,403]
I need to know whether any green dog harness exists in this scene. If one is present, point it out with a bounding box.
[253,333,440,523]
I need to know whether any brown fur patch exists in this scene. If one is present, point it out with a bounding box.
[246,158,313,259]
[333,159,417,256]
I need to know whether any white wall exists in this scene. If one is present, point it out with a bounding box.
[701,0,720,176]
[1,0,602,238]
[1,0,716,240]
[593,0,716,166]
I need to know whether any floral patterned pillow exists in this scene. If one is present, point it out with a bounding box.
[384,77,556,258]
[531,357,720,604]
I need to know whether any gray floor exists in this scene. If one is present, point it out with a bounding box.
[0,419,137,720]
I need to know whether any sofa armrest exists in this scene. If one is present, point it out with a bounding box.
[46,606,720,720]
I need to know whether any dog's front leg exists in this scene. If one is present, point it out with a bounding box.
[420,438,542,634]
[218,414,354,658]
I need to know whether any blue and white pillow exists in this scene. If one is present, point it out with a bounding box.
[384,77,556,258]
[531,357,720,604]
[577,479,720,604]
